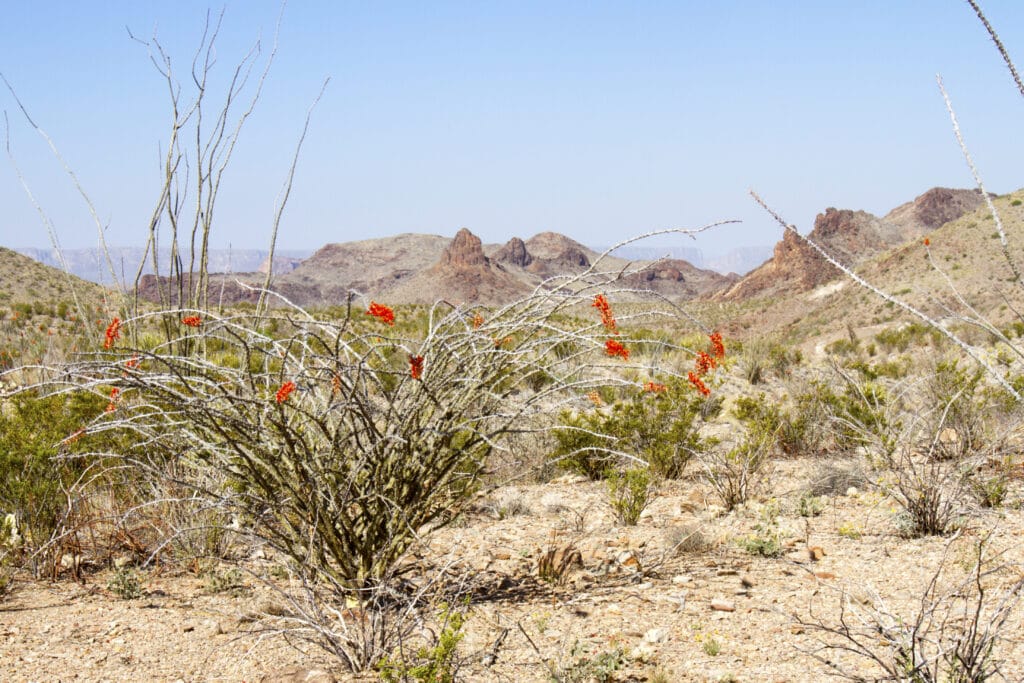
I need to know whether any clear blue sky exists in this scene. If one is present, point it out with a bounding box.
[1,1,1023,258]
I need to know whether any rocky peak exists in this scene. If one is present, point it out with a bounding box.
[884,187,986,238]
[440,228,489,268]
[494,237,533,267]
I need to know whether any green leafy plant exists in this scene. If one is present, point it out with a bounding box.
[606,467,655,526]
[701,432,773,511]
[553,379,709,480]
[0,390,122,575]
[554,642,628,683]
[107,567,142,600]
[378,602,467,683]
[738,502,784,557]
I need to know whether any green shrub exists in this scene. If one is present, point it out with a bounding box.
[107,567,143,600]
[923,359,986,460]
[0,391,112,570]
[606,467,655,526]
[379,602,466,683]
[701,432,773,511]
[553,381,709,479]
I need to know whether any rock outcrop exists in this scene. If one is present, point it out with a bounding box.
[622,259,736,298]
[717,187,987,301]
[883,187,986,237]
[494,237,533,268]
[440,228,490,268]
[391,228,529,304]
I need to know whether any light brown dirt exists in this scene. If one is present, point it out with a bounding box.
[2,458,1023,682]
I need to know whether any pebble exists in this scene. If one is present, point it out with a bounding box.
[671,574,693,586]
[644,627,669,643]
[710,597,736,612]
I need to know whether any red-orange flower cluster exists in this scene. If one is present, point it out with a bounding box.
[592,294,618,333]
[472,313,484,329]
[181,315,202,328]
[605,339,630,360]
[710,331,725,360]
[688,332,726,396]
[125,354,140,369]
[409,355,424,379]
[104,318,121,349]
[587,391,603,406]
[644,381,668,393]
[695,351,717,375]
[687,372,710,397]
[275,381,296,404]
[106,387,120,413]
[366,302,395,326]
[923,237,931,247]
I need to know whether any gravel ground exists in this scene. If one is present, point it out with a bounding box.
[2,458,1023,682]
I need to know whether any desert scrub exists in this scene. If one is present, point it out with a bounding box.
[378,602,467,683]
[606,467,655,526]
[552,377,711,479]
[0,390,123,575]
[737,502,784,557]
[47,278,721,672]
[701,429,773,511]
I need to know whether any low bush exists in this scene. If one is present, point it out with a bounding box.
[553,379,711,480]
[606,467,655,526]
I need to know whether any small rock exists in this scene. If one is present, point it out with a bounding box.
[490,550,512,561]
[644,627,669,644]
[202,619,223,636]
[259,668,335,683]
[671,574,693,586]
[616,550,641,570]
[845,486,859,497]
[716,569,738,577]
[808,546,826,562]
[790,625,806,635]
[740,575,755,588]
[113,555,133,569]
[630,643,657,662]
[814,571,836,580]
[710,598,735,612]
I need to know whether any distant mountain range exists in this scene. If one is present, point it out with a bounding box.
[597,245,772,275]
[15,242,773,286]
[131,230,736,307]
[4,185,1017,346]
[12,247,314,285]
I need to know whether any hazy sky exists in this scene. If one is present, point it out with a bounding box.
[1,1,1022,257]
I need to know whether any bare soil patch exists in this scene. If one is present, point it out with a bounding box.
[2,458,1023,682]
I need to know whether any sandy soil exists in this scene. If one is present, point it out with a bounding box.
[2,458,1023,682]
